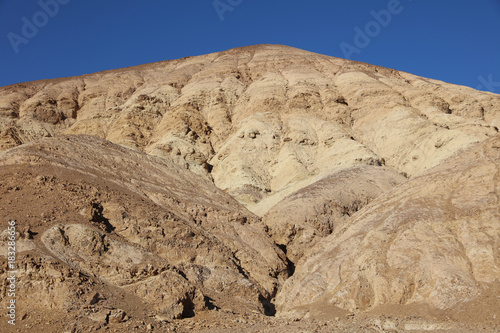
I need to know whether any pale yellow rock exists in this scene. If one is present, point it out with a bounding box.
[1,45,498,216]
[276,136,500,313]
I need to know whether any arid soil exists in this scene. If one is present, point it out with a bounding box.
[0,45,499,332]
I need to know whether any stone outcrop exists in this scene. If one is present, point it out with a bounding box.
[0,135,288,320]
[276,136,500,315]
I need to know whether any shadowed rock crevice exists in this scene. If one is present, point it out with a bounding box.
[90,201,115,233]
[259,294,277,317]
[181,296,196,318]
[277,244,295,278]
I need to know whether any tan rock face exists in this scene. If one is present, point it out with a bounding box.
[276,136,500,313]
[1,45,498,215]
[262,165,407,264]
[0,135,287,318]
[0,45,499,329]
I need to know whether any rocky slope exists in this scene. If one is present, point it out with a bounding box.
[0,44,499,331]
[0,135,288,328]
[1,45,498,212]
[276,135,500,313]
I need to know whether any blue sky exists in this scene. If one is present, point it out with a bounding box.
[1,0,499,92]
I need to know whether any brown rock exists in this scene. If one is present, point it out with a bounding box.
[86,292,100,306]
[0,135,286,318]
[89,310,110,325]
[108,309,127,323]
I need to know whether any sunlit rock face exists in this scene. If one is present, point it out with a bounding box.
[0,45,499,330]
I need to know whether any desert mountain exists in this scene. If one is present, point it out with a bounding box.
[0,44,499,332]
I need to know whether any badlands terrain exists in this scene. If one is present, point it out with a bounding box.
[0,44,499,332]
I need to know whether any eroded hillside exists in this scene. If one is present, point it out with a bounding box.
[1,45,499,332]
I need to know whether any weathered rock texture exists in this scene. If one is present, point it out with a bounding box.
[0,135,287,322]
[277,135,500,315]
[0,45,499,331]
[263,165,407,263]
[1,45,498,215]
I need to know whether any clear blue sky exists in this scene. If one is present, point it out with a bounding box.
[1,0,499,92]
